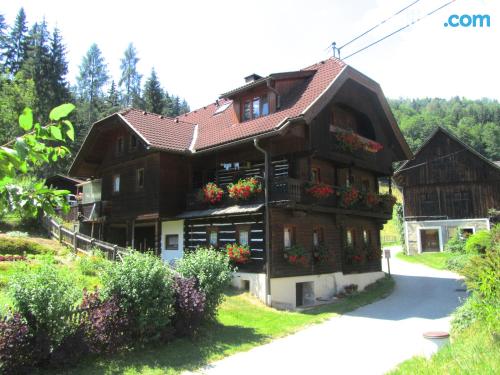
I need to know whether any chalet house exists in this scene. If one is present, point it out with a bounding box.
[69,57,411,309]
[394,127,500,255]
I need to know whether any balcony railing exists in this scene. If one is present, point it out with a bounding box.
[186,177,394,219]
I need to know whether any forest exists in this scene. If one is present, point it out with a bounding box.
[1,8,499,178]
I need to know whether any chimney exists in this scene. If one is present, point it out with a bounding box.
[244,73,262,83]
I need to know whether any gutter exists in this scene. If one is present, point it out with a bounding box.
[253,138,272,306]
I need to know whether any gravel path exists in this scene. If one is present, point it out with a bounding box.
[195,247,466,375]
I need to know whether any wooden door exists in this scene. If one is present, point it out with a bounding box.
[420,229,440,252]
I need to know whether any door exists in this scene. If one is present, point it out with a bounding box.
[420,229,440,252]
[161,220,184,263]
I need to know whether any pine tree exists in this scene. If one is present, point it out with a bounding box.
[180,99,190,115]
[143,68,165,114]
[164,91,174,117]
[4,8,28,74]
[102,80,121,116]
[0,14,8,69]
[172,95,181,116]
[119,43,141,107]
[48,27,71,106]
[76,43,109,123]
[20,19,53,119]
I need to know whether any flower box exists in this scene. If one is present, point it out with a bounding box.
[339,186,360,208]
[202,182,223,204]
[227,177,262,200]
[226,243,251,264]
[283,245,308,266]
[331,126,384,154]
[306,183,334,199]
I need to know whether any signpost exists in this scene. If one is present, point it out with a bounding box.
[384,249,391,275]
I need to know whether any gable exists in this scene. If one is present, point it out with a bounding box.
[394,128,500,187]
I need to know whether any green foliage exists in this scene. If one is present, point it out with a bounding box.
[451,295,479,332]
[393,202,405,246]
[445,230,466,253]
[75,249,110,277]
[445,253,473,273]
[464,230,491,254]
[176,247,233,320]
[7,261,80,342]
[0,236,55,255]
[101,252,174,339]
[390,97,500,160]
[119,43,142,107]
[0,103,74,219]
[4,230,28,238]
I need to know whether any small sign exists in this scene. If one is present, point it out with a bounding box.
[384,249,391,259]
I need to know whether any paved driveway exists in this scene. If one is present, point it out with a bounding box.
[196,247,467,375]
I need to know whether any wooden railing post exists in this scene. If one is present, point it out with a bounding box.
[113,245,118,261]
[73,232,77,253]
[58,224,62,243]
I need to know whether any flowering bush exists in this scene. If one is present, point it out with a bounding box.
[227,177,262,200]
[226,243,251,264]
[284,245,308,266]
[340,186,360,208]
[202,182,224,204]
[364,192,380,208]
[0,255,26,262]
[306,183,334,199]
[172,276,206,337]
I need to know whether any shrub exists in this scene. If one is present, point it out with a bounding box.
[176,247,232,320]
[81,289,130,354]
[4,231,28,238]
[464,230,491,254]
[49,327,88,368]
[101,252,174,340]
[76,249,110,276]
[0,236,55,256]
[7,261,80,344]
[445,231,466,253]
[445,253,473,273]
[0,313,33,374]
[451,296,479,333]
[172,276,206,337]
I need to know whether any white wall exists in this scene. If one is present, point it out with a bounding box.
[161,220,184,263]
[231,272,267,303]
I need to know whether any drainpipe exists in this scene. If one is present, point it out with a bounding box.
[254,138,272,306]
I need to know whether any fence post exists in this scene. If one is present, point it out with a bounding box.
[113,245,118,261]
[73,232,77,253]
[89,239,94,253]
[58,224,62,243]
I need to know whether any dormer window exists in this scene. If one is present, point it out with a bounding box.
[242,95,269,121]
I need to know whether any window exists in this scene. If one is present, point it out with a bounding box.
[345,228,355,247]
[136,168,145,189]
[207,227,218,247]
[130,135,138,150]
[420,192,438,216]
[165,235,179,250]
[363,229,371,246]
[313,227,324,247]
[284,225,296,248]
[237,225,250,246]
[116,136,124,155]
[311,167,321,184]
[242,95,269,121]
[112,174,120,193]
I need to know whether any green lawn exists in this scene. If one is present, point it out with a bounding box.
[396,251,455,270]
[47,276,394,375]
[389,320,500,375]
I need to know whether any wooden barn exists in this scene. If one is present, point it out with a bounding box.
[394,127,500,255]
[69,57,410,309]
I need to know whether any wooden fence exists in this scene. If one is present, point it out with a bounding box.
[42,216,131,261]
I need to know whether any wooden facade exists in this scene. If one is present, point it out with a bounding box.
[395,127,500,220]
[69,61,411,289]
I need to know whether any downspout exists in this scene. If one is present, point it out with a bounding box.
[254,138,272,306]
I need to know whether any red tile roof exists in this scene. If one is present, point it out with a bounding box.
[119,109,197,152]
[117,58,347,153]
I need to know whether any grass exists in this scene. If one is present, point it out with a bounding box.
[46,276,394,375]
[388,320,500,375]
[396,251,455,270]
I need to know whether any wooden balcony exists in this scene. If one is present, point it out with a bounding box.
[186,177,393,220]
[77,201,111,222]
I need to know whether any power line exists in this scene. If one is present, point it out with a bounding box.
[340,0,421,50]
[342,0,456,60]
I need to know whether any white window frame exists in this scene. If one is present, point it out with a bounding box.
[112,174,120,194]
[417,227,443,253]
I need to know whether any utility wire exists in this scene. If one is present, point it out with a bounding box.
[339,0,421,50]
[343,0,456,60]
[396,148,466,173]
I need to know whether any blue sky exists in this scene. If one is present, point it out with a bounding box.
[3,0,499,109]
